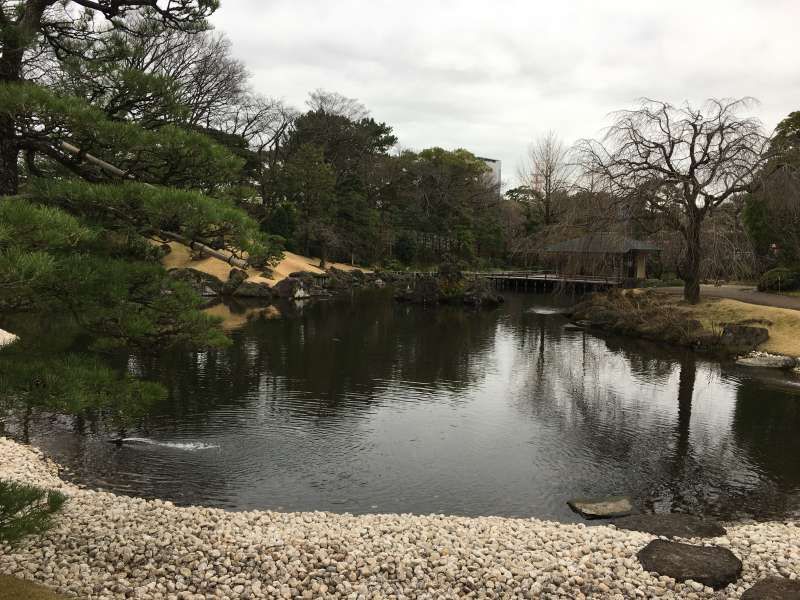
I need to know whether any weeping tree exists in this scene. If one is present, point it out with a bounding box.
[577,98,771,303]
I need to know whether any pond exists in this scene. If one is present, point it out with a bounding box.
[3,290,800,522]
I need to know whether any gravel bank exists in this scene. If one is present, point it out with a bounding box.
[1,437,798,599]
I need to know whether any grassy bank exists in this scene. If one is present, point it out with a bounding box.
[0,576,73,600]
[677,298,800,357]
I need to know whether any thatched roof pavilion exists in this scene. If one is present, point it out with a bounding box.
[546,234,659,280]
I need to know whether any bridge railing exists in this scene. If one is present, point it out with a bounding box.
[381,270,622,285]
[472,271,622,285]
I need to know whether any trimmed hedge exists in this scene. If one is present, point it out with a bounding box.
[757,268,800,292]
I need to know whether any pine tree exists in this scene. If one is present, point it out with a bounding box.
[0,81,281,412]
[0,480,66,546]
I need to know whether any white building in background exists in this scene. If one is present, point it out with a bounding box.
[477,156,501,188]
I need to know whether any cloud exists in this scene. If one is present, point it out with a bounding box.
[212,0,800,186]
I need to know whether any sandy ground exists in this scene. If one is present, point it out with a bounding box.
[161,243,366,287]
[658,285,800,311]
[673,298,800,357]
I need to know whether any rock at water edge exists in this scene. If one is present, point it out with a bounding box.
[637,539,742,590]
[741,577,800,600]
[0,328,19,348]
[613,513,726,538]
[567,496,633,519]
[737,354,797,369]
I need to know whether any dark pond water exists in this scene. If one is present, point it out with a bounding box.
[3,290,800,522]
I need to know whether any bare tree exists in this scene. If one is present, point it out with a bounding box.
[517,131,574,226]
[577,98,771,303]
[306,89,369,121]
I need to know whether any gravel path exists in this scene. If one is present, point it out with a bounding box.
[1,437,798,599]
[656,285,800,311]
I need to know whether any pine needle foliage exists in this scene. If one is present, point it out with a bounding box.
[0,481,67,546]
[0,81,280,416]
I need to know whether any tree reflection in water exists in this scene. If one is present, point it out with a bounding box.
[3,291,799,520]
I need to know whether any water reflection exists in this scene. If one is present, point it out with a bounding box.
[3,291,799,520]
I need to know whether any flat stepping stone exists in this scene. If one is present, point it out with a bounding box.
[742,578,800,600]
[563,323,585,331]
[637,539,742,590]
[614,513,726,538]
[737,355,797,369]
[567,496,633,519]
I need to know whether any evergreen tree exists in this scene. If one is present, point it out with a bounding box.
[0,82,281,410]
[0,480,66,546]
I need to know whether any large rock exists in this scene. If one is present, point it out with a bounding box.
[232,280,274,298]
[395,277,441,304]
[462,279,504,308]
[741,577,800,600]
[613,513,726,538]
[274,276,310,300]
[637,540,743,590]
[323,267,354,291]
[736,354,797,369]
[567,496,633,519]
[719,324,770,354]
[168,268,224,297]
[222,268,249,295]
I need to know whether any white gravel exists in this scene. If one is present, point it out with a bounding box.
[1,437,798,599]
[0,328,18,348]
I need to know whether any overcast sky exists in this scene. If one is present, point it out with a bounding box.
[211,0,799,187]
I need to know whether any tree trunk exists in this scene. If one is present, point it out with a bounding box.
[682,217,702,304]
[0,49,23,196]
[0,115,18,196]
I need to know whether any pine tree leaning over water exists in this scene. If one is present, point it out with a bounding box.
[0,1,283,413]
[0,80,283,410]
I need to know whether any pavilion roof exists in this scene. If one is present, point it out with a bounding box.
[545,233,659,255]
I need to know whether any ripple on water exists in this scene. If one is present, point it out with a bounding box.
[7,292,800,520]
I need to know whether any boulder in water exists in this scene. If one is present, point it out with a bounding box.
[274,276,310,300]
[167,268,224,297]
[567,496,633,519]
[736,353,796,369]
[233,280,274,298]
[719,324,770,354]
[613,513,726,538]
[222,268,249,295]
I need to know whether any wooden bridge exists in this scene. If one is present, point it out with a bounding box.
[390,270,623,291]
[476,270,622,290]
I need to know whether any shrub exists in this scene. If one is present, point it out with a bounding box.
[640,277,684,288]
[0,480,66,546]
[757,268,800,292]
